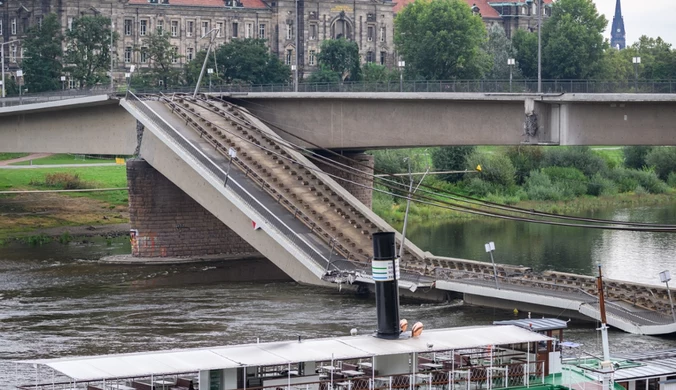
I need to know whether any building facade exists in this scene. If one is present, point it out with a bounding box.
[0,0,546,89]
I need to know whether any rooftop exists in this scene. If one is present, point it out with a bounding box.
[127,0,269,10]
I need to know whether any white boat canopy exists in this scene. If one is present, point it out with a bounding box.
[17,325,551,382]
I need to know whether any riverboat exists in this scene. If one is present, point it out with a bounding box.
[13,233,676,390]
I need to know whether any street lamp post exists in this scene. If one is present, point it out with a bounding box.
[398,60,405,92]
[507,58,515,92]
[61,76,66,91]
[484,241,500,289]
[632,56,641,91]
[659,270,676,322]
[291,64,297,92]
[398,157,430,260]
[16,69,23,102]
[1,39,20,98]
[207,68,213,93]
[537,0,542,94]
[193,27,221,98]
[223,147,237,188]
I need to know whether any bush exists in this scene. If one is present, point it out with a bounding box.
[587,173,618,196]
[607,167,668,194]
[505,146,544,185]
[541,166,588,197]
[541,146,607,177]
[465,177,504,197]
[524,170,564,201]
[623,146,653,169]
[30,173,86,189]
[431,146,476,183]
[645,147,676,181]
[668,172,676,188]
[466,151,516,188]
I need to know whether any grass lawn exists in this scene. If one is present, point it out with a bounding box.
[0,153,29,161]
[11,154,118,166]
[0,166,128,206]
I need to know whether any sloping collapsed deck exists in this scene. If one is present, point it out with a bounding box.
[120,93,676,336]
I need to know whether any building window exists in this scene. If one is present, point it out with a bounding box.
[37,17,43,28]
[217,22,223,37]
[124,46,132,63]
[140,20,148,36]
[124,19,132,35]
[367,26,374,42]
[308,49,315,66]
[0,19,3,35]
[309,24,316,40]
[11,18,17,35]
[171,46,178,63]
[285,49,292,65]
[69,79,76,89]
[201,21,209,37]
[141,47,149,63]
[187,47,194,61]
[157,20,164,34]
[366,51,373,63]
[380,51,386,65]
[258,23,266,39]
[245,23,252,38]
[10,44,16,62]
[232,21,238,37]
[171,20,179,37]
[380,26,385,42]
[187,21,194,37]
[286,24,293,40]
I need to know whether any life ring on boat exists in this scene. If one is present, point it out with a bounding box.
[400,319,408,332]
[412,322,424,337]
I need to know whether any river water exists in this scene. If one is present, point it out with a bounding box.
[1,204,676,388]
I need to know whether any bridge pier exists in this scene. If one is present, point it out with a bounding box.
[313,151,374,208]
[126,159,260,258]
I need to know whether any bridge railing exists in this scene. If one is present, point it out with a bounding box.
[128,79,676,95]
[124,91,334,275]
[0,87,115,107]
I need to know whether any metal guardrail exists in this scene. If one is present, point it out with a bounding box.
[0,88,115,107]
[130,79,676,95]
[124,91,333,274]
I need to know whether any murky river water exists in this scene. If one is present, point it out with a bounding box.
[1,204,676,388]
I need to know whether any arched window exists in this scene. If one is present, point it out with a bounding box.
[331,12,352,40]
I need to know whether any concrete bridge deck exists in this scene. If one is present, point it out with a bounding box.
[120,93,676,336]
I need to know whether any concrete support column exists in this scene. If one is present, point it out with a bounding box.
[313,151,374,208]
[126,159,259,258]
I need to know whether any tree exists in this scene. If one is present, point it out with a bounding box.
[431,146,475,183]
[630,36,676,80]
[316,39,361,82]
[511,29,538,79]
[361,63,399,83]
[394,0,489,80]
[645,147,676,181]
[484,24,521,80]
[64,15,117,88]
[185,39,290,85]
[22,13,63,93]
[137,32,182,88]
[541,0,607,79]
[307,66,342,83]
[623,146,653,169]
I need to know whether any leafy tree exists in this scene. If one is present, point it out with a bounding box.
[505,146,544,185]
[597,46,633,80]
[22,13,63,93]
[394,0,489,80]
[511,29,538,79]
[64,15,117,88]
[484,24,521,80]
[361,63,399,83]
[466,150,516,188]
[137,32,182,88]
[307,66,342,83]
[431,146,475,183]
[645,147,676,181]
[630,36,676,80]
[623,146,653,169]
[316,39,361,82]
[541,0,607,79]
[186,39,290,85]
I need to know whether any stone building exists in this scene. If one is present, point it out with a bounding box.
[0,0,545,88]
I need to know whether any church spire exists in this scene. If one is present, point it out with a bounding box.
[610,0,626,49]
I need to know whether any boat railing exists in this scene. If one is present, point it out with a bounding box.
[18,361,546,390]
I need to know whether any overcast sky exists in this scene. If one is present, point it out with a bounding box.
[593,0,676,46]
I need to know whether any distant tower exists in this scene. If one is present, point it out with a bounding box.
[610,0,626,49]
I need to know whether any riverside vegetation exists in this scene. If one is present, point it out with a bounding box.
[371,146,676,224]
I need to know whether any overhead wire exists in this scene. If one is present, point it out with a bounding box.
[220,94,676,229]
[180,94,676,232]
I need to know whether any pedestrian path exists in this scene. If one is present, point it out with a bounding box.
[0,153,52,166]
